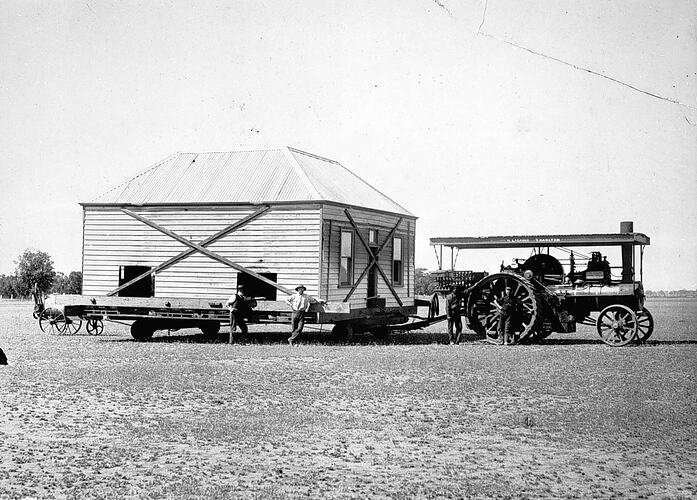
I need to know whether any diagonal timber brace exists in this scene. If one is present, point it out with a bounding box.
[118,207,293,296]
[108,205,272,296]
[343,209,403,306]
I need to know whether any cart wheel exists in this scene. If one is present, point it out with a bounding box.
[86,319,105,336]
[131,319,156,341]
[635,308,654,343]
[596,305,638,346]
[63,317,82,335]
[38,308,67,335]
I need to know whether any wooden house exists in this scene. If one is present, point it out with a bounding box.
[81,147,417,314]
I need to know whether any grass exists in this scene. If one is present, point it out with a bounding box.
[0,298,695,499]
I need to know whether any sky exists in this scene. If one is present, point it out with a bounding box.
[0,0,695,290]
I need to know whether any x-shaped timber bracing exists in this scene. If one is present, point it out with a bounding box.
[343,209,403,306]
[108,205,293,296]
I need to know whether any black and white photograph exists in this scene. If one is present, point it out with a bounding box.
[0,1,695,498]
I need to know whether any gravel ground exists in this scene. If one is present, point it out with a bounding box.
[0,298,695,499]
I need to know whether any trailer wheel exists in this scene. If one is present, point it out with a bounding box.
[331,322,354,342]
[86,319,104,335]
[200,322,221,336]
[39,308,67,335]
[634,308,654,343]
[596,305,637,346]
[466,273,542,344]
[131,320,156,341]
[370,326,389,341]
[62,317,83,335]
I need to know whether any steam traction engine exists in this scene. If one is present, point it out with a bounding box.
[430,222,652,346]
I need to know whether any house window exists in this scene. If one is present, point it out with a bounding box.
[339,230,353,286]
[392,237,403,286]
[368,229,378,246]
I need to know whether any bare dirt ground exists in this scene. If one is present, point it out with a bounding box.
[0,298,695,499]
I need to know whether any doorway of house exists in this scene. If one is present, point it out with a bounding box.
[367,252,383,308]
[237,272,278,300]
[118,265,154,297]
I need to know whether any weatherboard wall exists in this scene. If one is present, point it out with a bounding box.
[320,205,416,308]
[82,205,322,299]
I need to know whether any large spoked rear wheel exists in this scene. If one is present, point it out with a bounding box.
[39,308,67,335]
[634,308,654,343]
[466,273,542,344]
[596,305,638,346]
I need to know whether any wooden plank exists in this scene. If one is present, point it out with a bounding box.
[49,295,349,314]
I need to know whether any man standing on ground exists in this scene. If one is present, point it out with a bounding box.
[226,285,257,343]
[285,285,315,346]
[445,285,462,344]
[496,285,517,345]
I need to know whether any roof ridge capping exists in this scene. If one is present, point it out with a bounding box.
[295,148,413,216]
[282,147,322,200]
[286,146,340,164]
[178,147,285,155]
[287,146,413,217]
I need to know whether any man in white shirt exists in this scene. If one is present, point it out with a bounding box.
[285,284,314,346]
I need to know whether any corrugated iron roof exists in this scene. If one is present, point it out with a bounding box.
[88,147,414,217]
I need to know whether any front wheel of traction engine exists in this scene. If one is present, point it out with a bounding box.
[465,273,543,344]
[131,319,156,341]
[596,304,637,346]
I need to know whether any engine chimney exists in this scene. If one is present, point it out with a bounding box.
[620,221,634,283]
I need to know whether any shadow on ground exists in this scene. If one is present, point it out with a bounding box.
[103,330,697,346]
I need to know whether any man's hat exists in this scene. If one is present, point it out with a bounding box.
[237,284,246,291]
[295,284,307,292]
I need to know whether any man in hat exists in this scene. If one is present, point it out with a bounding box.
[285,284,314,346]
[226,285,257,343]
[445,285,462,344]
[496,285,517,345]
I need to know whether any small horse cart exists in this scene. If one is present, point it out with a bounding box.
[430,221,653,346]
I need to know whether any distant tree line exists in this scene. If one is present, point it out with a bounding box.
[415,268,438,295]
[645,289,697,298]
[0,250,81,299]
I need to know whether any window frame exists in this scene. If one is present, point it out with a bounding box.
[338,229,355,287]
[368,228,378,246]
[392,235,404,287]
